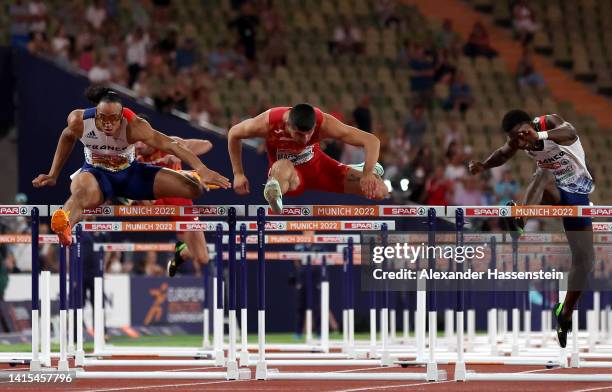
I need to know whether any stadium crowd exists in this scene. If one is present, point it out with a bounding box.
[4,0,555,277]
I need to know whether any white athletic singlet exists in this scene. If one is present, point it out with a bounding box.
[79,107,136,171]
[526,116,593,194]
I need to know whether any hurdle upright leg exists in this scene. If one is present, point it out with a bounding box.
[30,208,41,371]
[58,245,69,371]
[454,209,466,381]
[226,207,238,379]
[75,224,84,365]
[239,223,250,365]
[214,224,225,366]
[320,255,330,353]
[255,208,268,379]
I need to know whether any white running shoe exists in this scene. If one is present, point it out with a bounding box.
[264,178,283,214]
[348,162,385,177]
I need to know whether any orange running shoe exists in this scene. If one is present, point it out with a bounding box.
[181,170,219,190]
[51,209,72,246]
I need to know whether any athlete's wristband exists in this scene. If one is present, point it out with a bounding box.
[537,131,548,140]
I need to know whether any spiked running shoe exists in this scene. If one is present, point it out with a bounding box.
[51,209,72,246]
[167,241,188,277]
[264,178,283,214]
[500,200,525,236]
[553,302,572,348]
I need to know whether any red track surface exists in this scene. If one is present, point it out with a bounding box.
[2,358,612,392]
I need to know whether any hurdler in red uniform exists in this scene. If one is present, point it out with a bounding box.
[135,137,212,277]
[228,104,388,213]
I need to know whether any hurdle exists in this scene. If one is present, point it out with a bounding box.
[0,205,55,369]
[449,205,612,381]
[255,206,447,380]
[80,204,244,358]
[8,203,612,383]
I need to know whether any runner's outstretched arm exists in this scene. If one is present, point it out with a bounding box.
[32,110,84,187]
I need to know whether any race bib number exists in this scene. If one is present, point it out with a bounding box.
[276,146,315,165]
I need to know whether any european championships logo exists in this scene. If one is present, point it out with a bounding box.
[144,282,169,325]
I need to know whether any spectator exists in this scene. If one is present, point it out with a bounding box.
[408,43,435,102]
[463,21,498,58]
[444,72,474,114]
[406,145,433,202]
[340,143,365,165]
[78,43,95,72]
[208,42,241,78]
[109,54,129,85]
[9,0,31,47]
[433,48,456,83]
[403,103,427,149]
[126,27,149,87]
[85,0,107,31]
[157,28,179,58]
[131,0,151,29]
[516,47,545,91]
[442,111,464,149]
[189,95,214,127]
[330,19,363,55]
[495,169,519,205]
[51,26,71,63]
[424,164,453,205]
[228,2,259,60]
[28,0,49,34]
[444,143,467,181]
[387,126,411,166]
[352,95,372,133]
[452,177,485,205]
[512,0,539,46]
[397,39,411,66]
[106,251,123,273]
[27,32,51,56]
[375,0,400,27]
[434,19,460,56]
[88,54,112,84]
[265,32,287,69]
[143,251,164,276]
[176,37,198,71]
[133,69,151,98]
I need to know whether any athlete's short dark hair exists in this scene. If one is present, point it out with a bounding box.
[288,103,316,132]
[85,85,122,105]
[501,109,531,133]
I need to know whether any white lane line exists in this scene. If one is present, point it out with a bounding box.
[330,366,556,392]
[570,386,612,392]
[89,380,240,392]
[161,366,217,372]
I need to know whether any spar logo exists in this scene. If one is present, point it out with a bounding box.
[0,206,28,215]
[467,207,508,216]
[274,207,311,216]
[179,222,216,231]
[265,221,287,230]
[582,207,612,216]
[345,222,380,230]
[382,207,426,216]
[185,206,227,216]
[85,222,117,231]
[83,206,112,215]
